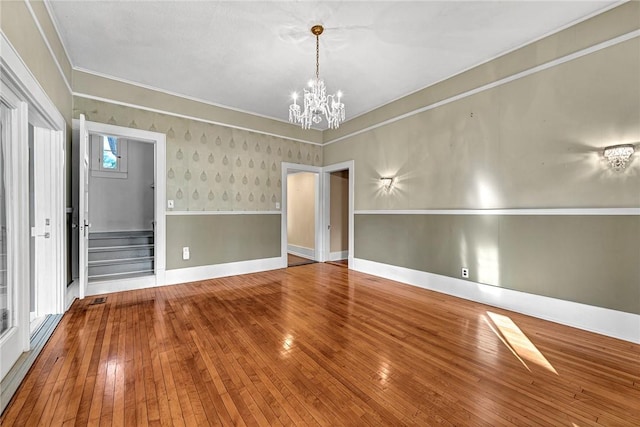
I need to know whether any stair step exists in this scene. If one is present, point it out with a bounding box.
[89,245,154,261]
[88,270,155,282]
[89,244,154,252]
[89,256,154,267]
[90,230,153,239]
[89,236,153,248]
[88,230,154,248]
[88,258,154,277]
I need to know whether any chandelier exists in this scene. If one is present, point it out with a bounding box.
[289,25,345,129]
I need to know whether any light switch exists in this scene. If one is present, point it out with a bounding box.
[167,199,174,209]
[275,202,280,209]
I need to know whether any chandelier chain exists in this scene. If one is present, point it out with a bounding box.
[315,33,320,81]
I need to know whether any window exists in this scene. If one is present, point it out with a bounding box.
[102,136,118,169]
[91,134,127,178]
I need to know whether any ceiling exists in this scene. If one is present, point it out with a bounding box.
[48,1,618,129]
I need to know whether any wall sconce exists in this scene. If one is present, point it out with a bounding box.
[603,144,635,171]
[380,177,395,192]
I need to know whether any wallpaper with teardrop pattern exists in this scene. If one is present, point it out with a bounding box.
[74,97,322,211]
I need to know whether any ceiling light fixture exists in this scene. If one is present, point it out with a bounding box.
[289,25,345,130]
[603,144,635,171]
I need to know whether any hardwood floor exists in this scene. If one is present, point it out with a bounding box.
[287,253,315,267]
[2,263,639,426]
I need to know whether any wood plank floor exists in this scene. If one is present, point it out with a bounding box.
[287,253,315,267]
[2,263,639,426]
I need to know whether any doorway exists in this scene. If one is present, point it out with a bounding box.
[326,169,350,267]
[73,116,166,298]
[286,171,319,267]
[0,34,67,394]
[280,160,354,269]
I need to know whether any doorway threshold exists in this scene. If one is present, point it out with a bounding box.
[0,314,62,415]
[287,253,316,267]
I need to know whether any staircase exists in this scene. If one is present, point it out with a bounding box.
[88,230,154,282]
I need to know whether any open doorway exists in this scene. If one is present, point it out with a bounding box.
[326,170,349,268]
[281,160,354,269]
[73,116,166,298]
[86,134,155,281]
[286,171,318,267]
[322,160,354,268]
[281,163,322,268]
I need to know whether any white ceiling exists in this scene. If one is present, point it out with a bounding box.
[48,1,618,128]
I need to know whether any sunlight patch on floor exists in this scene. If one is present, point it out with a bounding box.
[485,311,558,375]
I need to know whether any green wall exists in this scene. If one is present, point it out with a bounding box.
[355,214,640,314]
[166,214,280,269]
[325,3,640,314]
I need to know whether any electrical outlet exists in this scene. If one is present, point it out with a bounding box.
[461,268,469,279]
[182,247,190,260]
[167,199,174,209]
[275,202,281,209]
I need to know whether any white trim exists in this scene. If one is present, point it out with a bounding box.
[351,258,640,344]
[1,27,68,371]
[23,0,72,94]
[325,29,640,146]
[73,118,167,298]
[0,32,66,130]
[86,274,158,297]
[355,208,640,216]
[41,0,74,69]
[73,67,310,129]
[165,257,283,286]
[166,210,280,216]
[281,163,324,266]
[287,244,315,260]
[329,251,349,261]
[73,93,321,146]
[322,160,355,268]
[31,126,65,316]
[65,280,78,310]
[72,118,165,144]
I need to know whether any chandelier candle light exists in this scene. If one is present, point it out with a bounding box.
[289,25,345,129]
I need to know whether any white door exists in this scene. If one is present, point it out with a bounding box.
[0,96,30,382]
[78,115,89,299]
[31,127,64,316]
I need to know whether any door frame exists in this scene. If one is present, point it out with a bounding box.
[72,119,166,297]
[281,163,323,266]
[0,32,67,383]
[322,161,354,265]
[280,160,354,268]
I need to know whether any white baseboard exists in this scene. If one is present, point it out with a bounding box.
[87,273,159,296]
[287,244,315,260]
[351,258,640,344]
[165,257,283,286]
[86,258,283,295]
[329,251,348,261]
